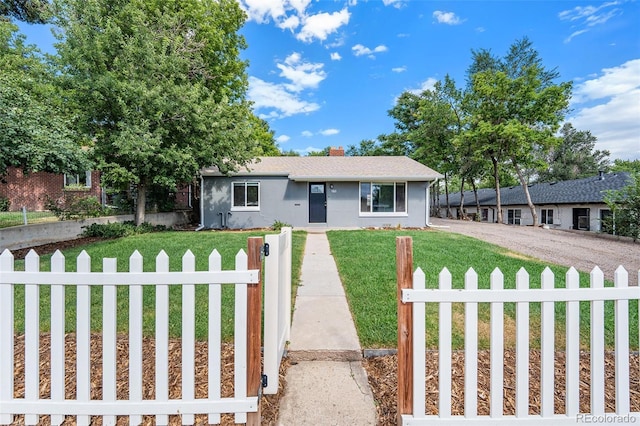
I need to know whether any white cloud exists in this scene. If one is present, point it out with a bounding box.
[433,11,464,25]
[330,52,342,61]
[320,128,340,136]
[248,76,320,118]
[237,0,288,24]
[301,131,313,137]
[276,135,291,143]
[407,77,438,95]
[382,0,405,9]
[558,2,622,42]
[278,15,300,31]
[352,43,388,58]
[297,146,324,155]
[569,59,640,160]
[297,8,351,43]
[277,52,327,92]
[392,66,407,73]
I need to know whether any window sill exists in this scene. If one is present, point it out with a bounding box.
[231,207,260,212]
[64,186,91,192]
[359,212,408,217]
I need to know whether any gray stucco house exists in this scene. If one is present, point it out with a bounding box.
[439,172,632,232]
[200,154,442,229]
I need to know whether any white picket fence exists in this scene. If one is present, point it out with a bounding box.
[263,227,292,394]
[0,243,265,425]
[397,235,640,425]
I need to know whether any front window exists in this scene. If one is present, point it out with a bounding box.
[64,171,91,188]
[232,182,259,210]
[360,182,406,214]
[541,208,553,225]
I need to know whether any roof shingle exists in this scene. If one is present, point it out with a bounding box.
[201,156,443,181]
[442,172,632,206]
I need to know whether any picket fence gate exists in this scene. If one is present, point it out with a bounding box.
[396,236,640,425]
[263,227,292,394]
[0,229,293,426]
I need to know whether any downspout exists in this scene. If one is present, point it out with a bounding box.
[195,175,205,231]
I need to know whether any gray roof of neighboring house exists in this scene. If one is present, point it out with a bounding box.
[201,156,443,181]
[442,172,632,207]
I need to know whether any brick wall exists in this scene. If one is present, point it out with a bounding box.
[0,167,102,211]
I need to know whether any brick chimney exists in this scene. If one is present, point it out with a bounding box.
[329,146,345,156]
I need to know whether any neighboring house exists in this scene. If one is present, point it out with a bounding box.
[0,167,102,211]
[200,149,442,229]
[0,167,194,212]
[439,171,632,232]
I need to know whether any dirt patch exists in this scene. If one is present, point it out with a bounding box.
[430,218,640,286]
[9,237,110,260]
[365,351,640,425]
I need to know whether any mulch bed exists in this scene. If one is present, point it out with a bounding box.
[10,333,288,425]
[9,237,110,260]
[364,350,640,425]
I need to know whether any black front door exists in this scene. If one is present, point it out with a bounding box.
[309,183,327,223]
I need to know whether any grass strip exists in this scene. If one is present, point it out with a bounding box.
[11,230,306,342]
[327,229,638,350]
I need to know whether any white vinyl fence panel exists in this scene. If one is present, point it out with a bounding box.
[0,248,260,425]
[401,265,640,425]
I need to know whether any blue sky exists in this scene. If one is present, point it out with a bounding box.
[17,0,640,160]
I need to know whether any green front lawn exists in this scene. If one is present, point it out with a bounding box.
[0,211,57,228]
[11,230,306,342]
[327,229,638,350]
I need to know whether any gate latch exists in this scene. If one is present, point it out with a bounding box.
[261,243,270,258]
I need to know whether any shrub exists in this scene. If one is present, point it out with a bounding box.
[0,196,10,212]
[271,220,291,232]
[81,221,167,238]
[46,194,107,220]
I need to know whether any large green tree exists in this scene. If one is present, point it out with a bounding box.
[463,37,572,225]
[0,20,88,177]
[537,123,610,182]
[386,76,464,218]
[604,172,640,241]
[55,0,258,224]
[1,0,51,23]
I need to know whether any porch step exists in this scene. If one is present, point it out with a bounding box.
[287,349,362,362]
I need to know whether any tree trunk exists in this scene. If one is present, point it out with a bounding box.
[444,172,453,219]
[491,156,503,224]
[512,159,538,227]
[459,177,466,220]
[135,181,147,226]
[472,180,480,221]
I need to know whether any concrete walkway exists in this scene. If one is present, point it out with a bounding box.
[277,230,377,425]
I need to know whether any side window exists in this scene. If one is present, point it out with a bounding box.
[232,182,260,210]
[64,171,91,188]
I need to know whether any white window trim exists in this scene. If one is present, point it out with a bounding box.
[358,181,409,217]
[541,208,554,225]
[231,181,260,212]
[64,171,92,188]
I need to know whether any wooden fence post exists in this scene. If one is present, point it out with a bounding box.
[397,236,413,425]
[247,237,263,426]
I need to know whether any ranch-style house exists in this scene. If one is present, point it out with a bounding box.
[440,171,632,232]
[199,148,442,229]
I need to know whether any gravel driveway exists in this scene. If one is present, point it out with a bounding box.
[429,218,640,286]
